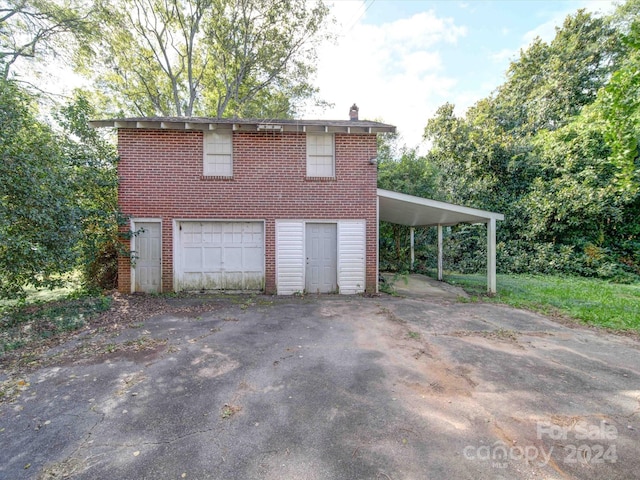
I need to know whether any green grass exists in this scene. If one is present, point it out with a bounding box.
[0,271,84,310]
[445,273,640,331]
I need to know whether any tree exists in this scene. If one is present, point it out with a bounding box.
[0,79,121,298]
[55,93,120,290]
[424,101,524,213]
[0,78,81,298]
[492,10,618,136]
[420,3,640,279]
[0,0,89,80]
[78,0,331,118]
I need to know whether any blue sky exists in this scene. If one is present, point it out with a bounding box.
[306,0,618,150]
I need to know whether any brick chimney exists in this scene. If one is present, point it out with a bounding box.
[349,103,359,121]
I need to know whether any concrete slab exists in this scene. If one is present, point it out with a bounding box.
[1,294,639,479]
[382,273,469,300]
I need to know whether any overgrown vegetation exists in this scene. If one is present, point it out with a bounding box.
[379,2,640,283]
[446,273,640,331]
[0,80,120,299]
[0,293,112,354]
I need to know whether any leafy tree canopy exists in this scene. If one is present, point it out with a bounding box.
[77,0,332,118]
[0,78,81,297]
[412,3,640,281]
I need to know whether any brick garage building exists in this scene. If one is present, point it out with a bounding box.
[91,111,396,295]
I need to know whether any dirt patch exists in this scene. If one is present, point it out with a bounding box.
[446,328,525,349]
[356,304,479,399]
[38,456,85,480]
[59,336,169,367]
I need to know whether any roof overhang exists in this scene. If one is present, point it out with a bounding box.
[378,189,504,226]
[89,117,396,134]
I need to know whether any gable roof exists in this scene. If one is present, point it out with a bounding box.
[89,117,396,134]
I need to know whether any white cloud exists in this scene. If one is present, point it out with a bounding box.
[304,1,466,150]
[489,48,517,65]
[521,13,565,47]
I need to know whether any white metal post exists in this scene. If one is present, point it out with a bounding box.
[487,217,497,294]
[410,227,415,271]
[437,225,443,281]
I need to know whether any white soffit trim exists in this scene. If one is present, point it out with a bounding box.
[88,119,396,134]
[377,188,504,227]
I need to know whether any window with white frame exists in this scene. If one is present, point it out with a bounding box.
[306,133,335,178]
[203,131,233,177]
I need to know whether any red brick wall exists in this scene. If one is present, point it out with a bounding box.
[117,129,378,294]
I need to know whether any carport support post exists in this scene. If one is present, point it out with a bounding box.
[410,227,415,271]
[487,217,497,294]
[437,225,443,281]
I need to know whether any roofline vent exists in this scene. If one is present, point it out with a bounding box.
[257,124,283,131]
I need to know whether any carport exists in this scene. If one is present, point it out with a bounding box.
[377,189,504,293]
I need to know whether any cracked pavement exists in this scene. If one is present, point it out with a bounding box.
[1,293,640,479]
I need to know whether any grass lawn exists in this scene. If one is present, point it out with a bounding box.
[445,273,640,331]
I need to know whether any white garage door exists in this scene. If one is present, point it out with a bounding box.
[175,221,264,291]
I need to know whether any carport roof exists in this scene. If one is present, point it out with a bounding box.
[378,189,504,227]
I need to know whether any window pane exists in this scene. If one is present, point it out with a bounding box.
[204,132,233,176]
[306,134,334,177]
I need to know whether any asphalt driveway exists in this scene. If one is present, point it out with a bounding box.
[1,292,639,479]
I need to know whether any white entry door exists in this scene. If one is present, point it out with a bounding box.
[305,223,337,293]
[176,221,264,291]
[134,222,161,293]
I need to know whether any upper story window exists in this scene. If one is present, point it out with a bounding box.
[306,133,335,178]
[203,131,233,177]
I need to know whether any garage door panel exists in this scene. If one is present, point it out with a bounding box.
[184,247,203,270]
[244,247,263,268]
[203,247,222,269]
[222,272,243,289]
[177,221,264,291]
[183,272,202,286]
[203,272,223,289]
[224,246,243,270]
[244,272,264,290]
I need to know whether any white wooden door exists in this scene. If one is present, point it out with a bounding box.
[134,222,161,293]
[305,223,337,293]
[176,221,264,291]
